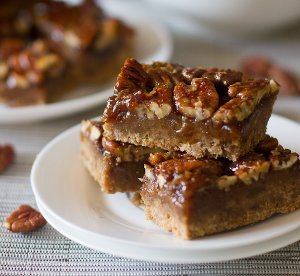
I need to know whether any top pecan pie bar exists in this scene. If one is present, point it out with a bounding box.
[102,58,279,161]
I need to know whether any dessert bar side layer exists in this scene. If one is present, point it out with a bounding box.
[80,120,163,193]
[188,165,300,238]
[80,132,144,193]
[103,96,275,160]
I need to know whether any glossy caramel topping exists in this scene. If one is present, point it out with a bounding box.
[145,136,299,199]
[104,58,279,124]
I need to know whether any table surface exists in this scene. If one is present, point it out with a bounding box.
[1,1,300,275]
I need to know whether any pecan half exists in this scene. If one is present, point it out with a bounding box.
[174,78,219,121]
[213,79,279,124]
[4,205,46,233]
[0,144,15,173]
[115,58,150,93]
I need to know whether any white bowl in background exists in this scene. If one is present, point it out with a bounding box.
[144,0,300,34]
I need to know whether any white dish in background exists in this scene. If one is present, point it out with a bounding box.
[0,2,172,125]
[143,0,300,35]
[31,114,300,263]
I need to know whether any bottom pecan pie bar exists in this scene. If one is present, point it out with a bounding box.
[80,120,160,193]
[141,136,300,239]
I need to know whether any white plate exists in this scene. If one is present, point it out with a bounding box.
[31,114,300,263]
[36,198,300,263]
[0,2,173,124]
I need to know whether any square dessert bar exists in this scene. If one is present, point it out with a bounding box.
[0,38,65,106]
[103,58,279,161]
[0,0,134,107]
[80,120,160,193]
[141,136,300,239]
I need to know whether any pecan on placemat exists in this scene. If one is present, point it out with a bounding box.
[241,56,300,95]
[0,144,15,173]
[4,205,47,233]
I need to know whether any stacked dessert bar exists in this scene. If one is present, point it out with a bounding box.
[81,58,300,239]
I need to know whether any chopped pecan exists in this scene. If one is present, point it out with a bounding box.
[270,147,298,170]
[203,69,242,87]
[156,157,222,182]
[89,125,102,141]
[81,120,102,143]
[182,67,206,82]
[148,152,175,166]
[0,144,15,173]
[4,205,46,233]
[147,102,171,119]
[174,78,219,121]
[102,136,123,156]
[144,62,184,82]
[213,79,279,123]
[232,158,270,184]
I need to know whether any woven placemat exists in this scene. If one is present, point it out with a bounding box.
[0,110,299,275]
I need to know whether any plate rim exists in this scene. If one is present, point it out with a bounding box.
[36,198,300,263]
[31,114,300,252]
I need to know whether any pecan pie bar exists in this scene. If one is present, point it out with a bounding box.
[80,120,160,193]
[103,58,279,161]
[0,38,65,107]
[31,0,134,84]
[0,0,134,107]
[141,136,300,239]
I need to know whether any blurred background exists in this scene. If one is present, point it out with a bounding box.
[1,0,300,121]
